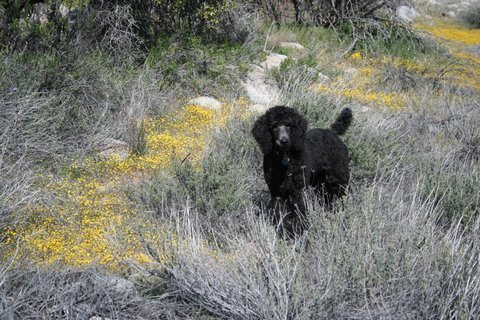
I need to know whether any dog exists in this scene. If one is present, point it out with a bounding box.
[252,106,352,236]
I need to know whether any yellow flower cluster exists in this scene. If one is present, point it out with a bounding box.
[4,102,237,270]
[315,84,406,110]
[323,28,480,109]
[415,19,480,46]
[415,19,480,92]
[314,53,411,110]
[350,51,362,60]
[5,177,149,269]
[98,104,220,175]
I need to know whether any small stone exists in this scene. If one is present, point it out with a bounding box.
[396,6,419,23]
[445,11,456,18]
[317,72,330,83]
[59,4,70,17]
[279,42,305,50]
[30,3,49,25]
[261,53,288,70]
[344,68,358,79]
[99,138,129,161]
[187,96,222,110]
[248,104,268,114]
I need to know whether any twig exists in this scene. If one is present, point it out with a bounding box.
[181,153,191,165]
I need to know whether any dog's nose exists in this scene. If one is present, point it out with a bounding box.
[280,137,289,144]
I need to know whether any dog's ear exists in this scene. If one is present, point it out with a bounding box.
[290,111,308,150]
[251,113,273,154]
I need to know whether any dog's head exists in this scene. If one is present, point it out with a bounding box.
[251,106,308,155]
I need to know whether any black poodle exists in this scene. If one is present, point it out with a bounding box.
[252,106,353,236]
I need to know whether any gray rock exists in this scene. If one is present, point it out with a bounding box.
[30,3,49,25]
[99,138,129,161]
[396,6,419,23]
[260,53,288,70]
[344,67,359,79]
[317,72,331,83]
[445,11,456,18]
[280,42,305,50]
[187,96,222,110]
[243,75,280,106]
[59,4,70,17]
[102,275,137,296]
[248,104,269,114]
[243,63,280,106]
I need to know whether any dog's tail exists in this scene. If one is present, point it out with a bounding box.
[330,108,353,135]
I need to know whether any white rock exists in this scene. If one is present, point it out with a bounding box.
[460,1,471,8]
[187,96,222,110]
[248,104,269,114]
[59,4,70,17]
[447,4,459,10]
[103,138,128,148]
[280,42,305,50]
[103,276,137,296]
[445,11,456,18]
[242,64,280,106]
[344,68,358,79]
[99,138,129,161]
[242,77,280,106]
[396,6,419,23]
[317,72,330,83]
[260,53,288,70]
[30,3,49,25]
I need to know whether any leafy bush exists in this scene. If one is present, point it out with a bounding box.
[133,113,261,225]
[421,163,479,228]
[460,5,480,28]
[255,0,401,25]
[117,0,257,44]
[1,2,141,57]
[0,52,118,162]
[146,36,256,98]
[296,0,399,25]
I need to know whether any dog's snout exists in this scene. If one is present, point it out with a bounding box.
[279,137,289,144]
[274,125,291,149]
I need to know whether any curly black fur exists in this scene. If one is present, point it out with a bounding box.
[252,106,352,237]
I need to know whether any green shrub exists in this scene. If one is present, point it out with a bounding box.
[116,0,256,44]
[256,0,401,26]
[1,2,140,56]
[348,135,393,180]
[421,163,479,228]
[146,36,256,97]
[337,19,434,58]
[134,116,259,220]
[460,5,480,28]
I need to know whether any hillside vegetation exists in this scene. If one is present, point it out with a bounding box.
[1,0,479,319]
